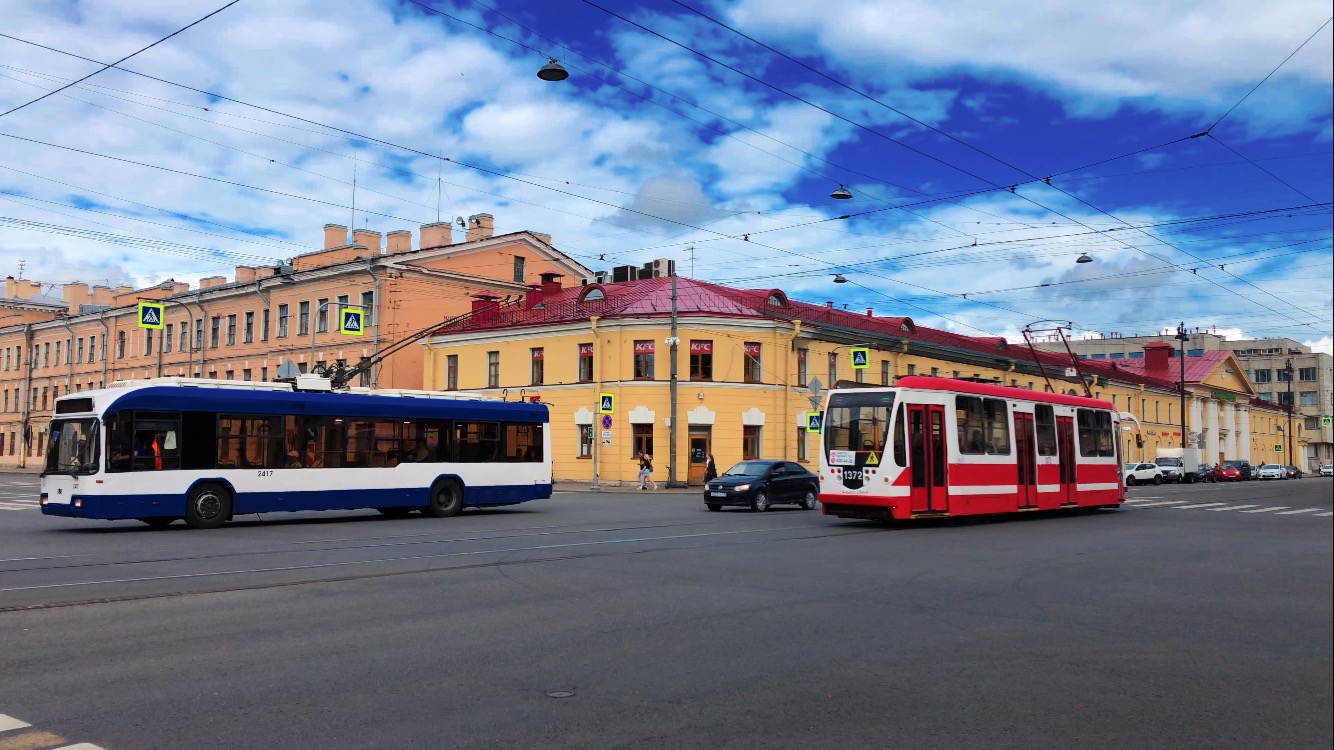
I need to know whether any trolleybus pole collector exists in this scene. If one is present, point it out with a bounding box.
[40,376,552,529]
[819,376,1125,521]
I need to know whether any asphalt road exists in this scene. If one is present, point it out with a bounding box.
[1,474,1330,750]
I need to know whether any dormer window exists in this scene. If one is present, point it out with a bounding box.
[765,290,789,307]
[579,286,605,302]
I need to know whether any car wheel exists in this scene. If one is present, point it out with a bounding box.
[423,480,464,518]
[1125,476,1136,487]
[184,483,231,530]
[800,488,818,510]
[751,491,769,512]
[1153,475,1162,485]
[706,503,721,512]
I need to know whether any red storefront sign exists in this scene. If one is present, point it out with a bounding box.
[690,340,713,354]
[531,349,544,361]
[578,344,594,356]
[634,341,655,354]
[743,343,761,356]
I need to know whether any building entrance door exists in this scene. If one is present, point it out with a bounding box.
[688,428,712,486]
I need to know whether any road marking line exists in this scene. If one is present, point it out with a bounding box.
[1127,496,1163,500]
[0,730,66,749]
[1173,502,1231,510]
[0,715,31,732]
[0,503,35,510]
[1316,512,1332,517]
[1238,507,1288,513]
[1274,508,1322,515]
[1128,500,1188,508]
[1205,505,1260,512]
[55,744,107,750]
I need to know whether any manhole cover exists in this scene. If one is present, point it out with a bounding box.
[546,690,576,699]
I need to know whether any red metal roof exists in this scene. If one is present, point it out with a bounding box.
[896,376,1116,410]
[1105,350,1234,383]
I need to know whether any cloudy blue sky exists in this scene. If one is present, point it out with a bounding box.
[0,0,1330,350]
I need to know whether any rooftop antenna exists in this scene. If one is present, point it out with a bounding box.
[349,161,357,245]
[17,259,25,279]
[686,246,695,278]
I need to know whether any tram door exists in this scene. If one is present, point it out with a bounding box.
[1056,416,1077,504]
[907,404,948,513]
[1014,412,1037,508]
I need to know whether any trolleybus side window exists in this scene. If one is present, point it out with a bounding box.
[1034,404,1058,456]
[956,396,1010,455]
[343,419,400,468]
[892,402,907,467]
[1076,409,1116,457]
[505,423,544,462]
[403,420,451,463]
[107,411,182,472]
[456,421,501,462]
[218,415,284,469]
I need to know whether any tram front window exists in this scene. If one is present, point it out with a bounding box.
[45,418,100,475]
[824,391,896,455]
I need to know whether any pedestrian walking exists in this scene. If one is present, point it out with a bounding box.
[637,453,656,490]
[703,452,718,483]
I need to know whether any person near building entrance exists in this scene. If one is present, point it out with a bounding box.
[703,453,718,483]
[637,453,656,490]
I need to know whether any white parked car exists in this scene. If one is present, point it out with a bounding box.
[1321,464,1333,477]
[1256,464,1286,480]
[1123,462,1162,486]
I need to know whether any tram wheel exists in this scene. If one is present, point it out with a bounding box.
[138,517,176,528]
[706,503,721,512]
[800,489,818,510]
[184,483,231,530]
[751,491,770,512]
[424,480,464,518]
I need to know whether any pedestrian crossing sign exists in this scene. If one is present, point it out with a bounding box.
[806,412,822,432]
[1323,416,1332,426]
[137,301,164,329]
[1274,444,1283,452]
[849,347,869,370]
[338,308,364,336]
[598,393,615,414]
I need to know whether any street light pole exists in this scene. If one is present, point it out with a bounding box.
[1284,358,1295,464]
[1176,323,1189,452]
[667,269,681,487]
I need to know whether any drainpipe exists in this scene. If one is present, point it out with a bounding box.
[18,324,33,469]
[61,315,74,391]
[180,291,207,377]
[251,279,269,382]
[97,310,110,386]
[788,320,803,462]
[590,315,600,491]
[667,270,679,487]
[366,258,380,388]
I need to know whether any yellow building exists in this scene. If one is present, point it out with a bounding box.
[423,276,1291,485]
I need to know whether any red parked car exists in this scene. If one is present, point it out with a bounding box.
[1211,464,1243,482]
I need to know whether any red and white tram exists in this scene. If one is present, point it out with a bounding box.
[818,377,1124,520]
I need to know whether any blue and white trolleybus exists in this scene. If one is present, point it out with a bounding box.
[40,378,552,528]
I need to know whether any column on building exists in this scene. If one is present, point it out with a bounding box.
[1221,403,1237,459]
[1189,396,1204,448]
[1237,405,1250,462]
[1205,399,1220,463]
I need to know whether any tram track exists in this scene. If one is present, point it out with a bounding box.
[0,525,876,613]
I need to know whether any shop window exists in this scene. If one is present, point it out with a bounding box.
[632,424,653,458]
[578,426,593,458]
[742,426,761,460]
[689,340,713,380]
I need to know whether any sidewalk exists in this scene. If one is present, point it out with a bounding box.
[554,479,699,495]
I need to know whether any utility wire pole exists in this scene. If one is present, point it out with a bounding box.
[668,268,681,487]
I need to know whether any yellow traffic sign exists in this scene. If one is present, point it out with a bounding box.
[806,412,822,432]
[598,393,615,414]
[864,452,880,465]
[849,347,869,370]
[137,301,164,329]
[338,308,364,336]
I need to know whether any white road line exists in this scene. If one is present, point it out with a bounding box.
[1205,504,1260,512]
[1173,502,1231,510]
[1239,506,1288,513]
[0,714,32,732]
[55,744,107,750]
[1274,508,1322,515]
[1128,496,1163,500]
[1128,500,1188,508]
[0,503,35,511]
[1316,512,1333,517]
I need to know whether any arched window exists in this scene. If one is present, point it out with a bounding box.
[579,286,605,302]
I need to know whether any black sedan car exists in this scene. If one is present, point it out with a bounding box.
[704,460,819,512]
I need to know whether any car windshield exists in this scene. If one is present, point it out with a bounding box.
[1262,464,1281,470]
[723,462,772,477]
[1157,458,1183,467]
[44,418,100,475]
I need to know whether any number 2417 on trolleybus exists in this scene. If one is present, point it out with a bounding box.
[39,378,552,529]
[818,376,1124,521]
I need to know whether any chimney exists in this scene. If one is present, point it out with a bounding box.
[420,222,453,251]
[524,284,544,310]
[531,232,552,246]
[352,229,382,255]
[386,230,411,254]
[825,301,833,309]
[62,282,90,313]
[235,266,257,284]
[866,307,873,317]
[1143,341,1174,370]
[91,286,114,306]
[466,213,494,242]
[198,276,226,290]
[540,271,563,298]
[470,292,501,321]
[324,224,348,249]
[115,285,133,296]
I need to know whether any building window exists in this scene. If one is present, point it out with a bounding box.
[797,348,808,387]
[77,337,86,362]
[513,255,526,283]
[1305,416,1321,430]
[1277,392,1293,407]
[1253,369,1272,383]
[225,370,234,380]
[446,354,459,390]
[796,428,808,462]
[578,344,594,382]
[226,314,237,346]
[244,311,254,343]
[194,319,203,350]
[260,367,268,381]
[358,358,371,387]
[163,325,173,354]
[828,352,837,384]
[880,360,890,386]
[1276,368,1292,383]
[89,337,96,363]
[298,301,310,336]
[177,323,187,352]
[316,298,329,333]
[336,294,349,317]
[41,387,48,410]
[1299,391,1318,406]
[278,304,290,338]
[116,331,126,359]
[907,364,916,376]
[531,348,545,385]
[361,291,375,326]
[43,342,50,366]
[210,316,221,348]
[632,424,653,458]
[742,426,761,460]
[1298,367,1317,381]
[486,351,499,388]
[144,329,154,356]
[578,425,593,458]
[242,368,252,381]
[55,341,62,365]
[1259,392,1272,401]
[261,309,270,341]
[634,340,655,379]
[855,361,866,383]
[743,343,762,383]
[689,340,713,380]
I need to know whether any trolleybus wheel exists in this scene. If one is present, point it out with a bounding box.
[751,491,769,513]
[800,489,818,510]
[424,480,464,518]
[138,517,176,528]
[706,503,721,512]
[376,507,412,517]
[185,484,231,530]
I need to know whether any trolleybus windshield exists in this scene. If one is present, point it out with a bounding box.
[45,418,100,475]
[824,391,896,456]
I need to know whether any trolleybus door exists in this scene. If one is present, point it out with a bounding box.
[1014,412,1037,508]
[908,404,948,513]
[1056,415,1077,504]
